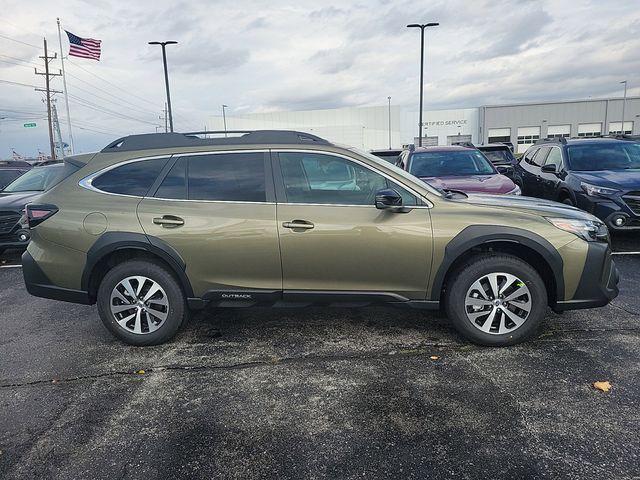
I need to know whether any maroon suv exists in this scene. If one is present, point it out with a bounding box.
[397,146,520,195]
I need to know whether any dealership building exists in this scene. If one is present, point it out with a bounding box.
[210,96,640,153]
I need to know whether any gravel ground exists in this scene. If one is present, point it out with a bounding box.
[0,246,638,479]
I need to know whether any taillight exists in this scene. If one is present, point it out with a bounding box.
[26,204,58,228]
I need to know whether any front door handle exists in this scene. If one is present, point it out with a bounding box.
[153,215,184,228]
[282,220,314,230]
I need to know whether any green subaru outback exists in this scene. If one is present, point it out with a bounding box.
[22,131,619,346]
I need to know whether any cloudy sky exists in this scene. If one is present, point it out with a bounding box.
[0,0,638,157]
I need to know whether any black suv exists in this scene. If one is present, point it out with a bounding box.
[514,136,640,230]
[477,143,517,179]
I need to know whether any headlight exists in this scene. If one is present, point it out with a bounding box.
[580,182,619,197]
[507,185,521,195]
[546,217,609,242]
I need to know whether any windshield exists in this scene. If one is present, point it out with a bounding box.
[567,142,640,171]
[2,164,75,192]
[480,149,514,165]
[409,150,496,177]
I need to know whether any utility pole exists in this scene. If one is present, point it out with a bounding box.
[222,104,228,137]
[159,102,168,133]
[387,96,392,149]
[621,80,628,134]
[35,38,61,160]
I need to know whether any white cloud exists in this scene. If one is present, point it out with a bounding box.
[0,0,638,156]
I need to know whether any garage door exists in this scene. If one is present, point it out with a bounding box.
[578,123,601,137]
[488,128,511,143]
[516,126,540,154]
[414,136,439,146]
[447,134,472,145]
[547,125,570,138]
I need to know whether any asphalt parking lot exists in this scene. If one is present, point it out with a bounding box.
[1,238,639,479]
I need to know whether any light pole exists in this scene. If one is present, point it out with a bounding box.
[387,96,392,149]
[621,80,628,134]
[407,22,439,147]
[222,104,228,137]
[148,41,177,132]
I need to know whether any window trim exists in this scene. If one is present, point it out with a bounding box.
[81,150,275,204]
[272,149,432,208]
[542,146,564,170]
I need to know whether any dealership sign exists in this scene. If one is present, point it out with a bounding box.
[422,119,468,127]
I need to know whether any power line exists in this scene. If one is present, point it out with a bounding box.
[0,78,39,88]
[0,32,40,49]
[67,92,160,126]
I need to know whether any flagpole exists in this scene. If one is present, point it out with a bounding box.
[57,17,74,155]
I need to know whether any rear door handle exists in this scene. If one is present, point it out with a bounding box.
[153,215,184,228]
[282,220,314,230]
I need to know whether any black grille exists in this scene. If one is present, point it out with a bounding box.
[0,211,20,234]
[623,192,640,215]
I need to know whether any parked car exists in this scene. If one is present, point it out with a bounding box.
[477,143,517,179]
[23,130,617,347]
[396,146,521,195]
[0,163,81,255]
[0,160,32,190]
[370,149,402,163]
[514,137,640,230]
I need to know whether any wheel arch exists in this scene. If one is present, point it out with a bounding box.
[431,226,564,305]
[82,232,194,303]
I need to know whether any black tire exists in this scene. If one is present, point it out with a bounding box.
[0,248,5,257]
[562,197,574,206]
[97,260,186,346]
[444,254,547,346]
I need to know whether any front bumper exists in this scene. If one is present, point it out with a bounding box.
[553,241,619,312]
[0,229,30,250]
[578,195,640,230]
[22,250,92,304]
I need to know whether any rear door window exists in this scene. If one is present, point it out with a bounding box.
[155,158,187,200]
[187,152,266,202]
[92,158,169,196]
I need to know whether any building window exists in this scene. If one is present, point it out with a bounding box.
[608,121,633,135]
[516,126,540,153]
[488,128,510,144]
[547,125,570,139]
[577,123,602,137]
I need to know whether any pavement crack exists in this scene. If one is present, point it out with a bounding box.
[0,344,459,388]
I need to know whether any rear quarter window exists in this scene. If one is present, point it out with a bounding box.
[91,158,169,196]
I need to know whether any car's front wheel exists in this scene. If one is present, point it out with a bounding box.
[445,254,547,346]
[97,260,186,346]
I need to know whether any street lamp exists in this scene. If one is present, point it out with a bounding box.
[621,80,628,134]
[387,96,392,149]
[148,40,178,132]
[407,22,439,147]
[222,104,228,137]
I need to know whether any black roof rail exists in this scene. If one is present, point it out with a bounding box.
[100,130,333,153]
[451,141,476,148]
[605,133,640,141]
[535,136,567,145]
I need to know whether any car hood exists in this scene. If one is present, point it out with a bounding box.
[0,191,41,211]
[418,174,516,194]
[457,193,598,221]
[571,169,640,191]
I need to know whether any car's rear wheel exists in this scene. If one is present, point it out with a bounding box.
[562,197,575,206]
[445,254,547,346]
[97,260,186,346]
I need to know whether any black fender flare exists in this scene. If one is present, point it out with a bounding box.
[81,232,194,298]
[430,225,565,302]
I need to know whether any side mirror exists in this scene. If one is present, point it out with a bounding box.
[375,188,404,211]
[541,164,558,174]
[496,165,512,175]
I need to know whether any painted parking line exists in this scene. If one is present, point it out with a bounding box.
[0,264,22,269]
[612,252,640,255]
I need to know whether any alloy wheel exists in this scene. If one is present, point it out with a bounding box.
[110,276,169,335]
[464,272,532,335]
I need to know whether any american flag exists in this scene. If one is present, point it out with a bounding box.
[65,30,101,60]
